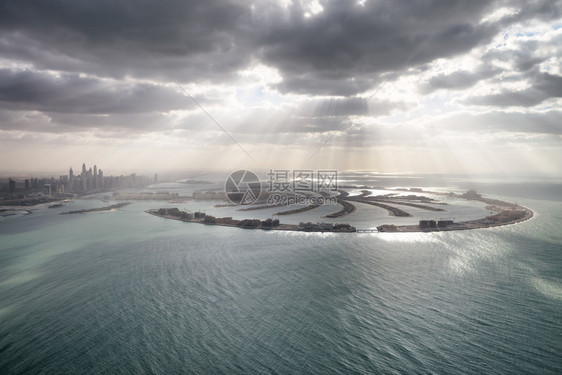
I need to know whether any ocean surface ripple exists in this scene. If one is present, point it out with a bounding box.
[1,184,561,374]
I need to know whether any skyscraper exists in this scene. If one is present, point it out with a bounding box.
[69,167,74,192]
[98,169,104,189]
[8,178,16,194]
[87,168,93,192]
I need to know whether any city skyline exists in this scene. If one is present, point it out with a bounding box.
[0,1,561,176]
[2,162,154,197]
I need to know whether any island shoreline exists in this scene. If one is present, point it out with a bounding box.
[145,197,534,234]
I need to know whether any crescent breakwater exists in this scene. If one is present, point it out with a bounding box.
[146,189,534,233]
[145,208,357,233]
[376,192,534,232]
[60,202,131,214]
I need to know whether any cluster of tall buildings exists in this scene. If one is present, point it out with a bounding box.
[4,163,155,198]
[66,163,154,194]
[68,163,104,193]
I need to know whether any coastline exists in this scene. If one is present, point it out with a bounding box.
[60,202,131,215]
[145,209,356,233]
[377,203,534,232]
[145,191,535,234]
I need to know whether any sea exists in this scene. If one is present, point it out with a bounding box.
[1,173,561,374]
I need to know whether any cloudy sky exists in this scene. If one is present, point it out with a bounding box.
[1,0,561,176]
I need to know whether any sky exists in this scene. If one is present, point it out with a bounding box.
[0,0,561,176]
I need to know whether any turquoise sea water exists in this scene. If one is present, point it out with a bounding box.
[1,175,561,374]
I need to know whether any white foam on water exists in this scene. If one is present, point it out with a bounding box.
[530,277,562,301]
[0,271,42,288]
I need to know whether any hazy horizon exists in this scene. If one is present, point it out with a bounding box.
[2,168,562,188]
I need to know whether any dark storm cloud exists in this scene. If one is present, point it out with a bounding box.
[300,96,407,117]
[0,108,215,136]
[260,0,561,95]
[276,74,377,96]
[258,0,504,95]
[1,0,559,93]
[0,68,206,114]
[423,28,562,95]
[466,72,562,107]
[422,67,501,92]
[0,110,170,133]
[436,110,562,135]
[0,0,253,82]
[485,48,547,73]
[48,112,179,132]
[480,31,562,74]
[0,0,560,135]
